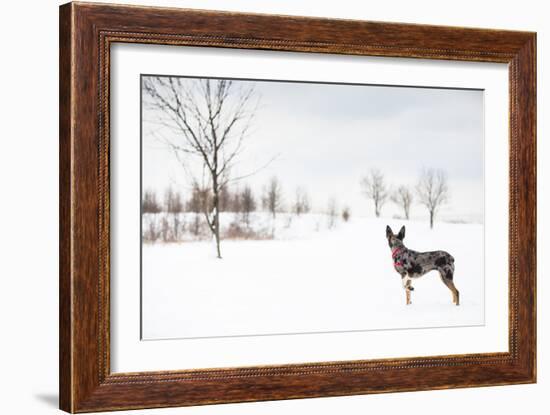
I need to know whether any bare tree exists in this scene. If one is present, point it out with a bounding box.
[164,187,184,213]
[164,187,184,240]
[230,185,243,214]
[416,168,449,229]
[160,216,172,242]
[327,197,338,229]
[360,169,389,217]
[262,176,284,218]
[143,218,160,243]
[187,184,211,213]
[142,189,161,213]
[239,185,256,226]
[218,185,232,212]
[292,186,311,216]
[143,77,260,258]
[391,185,414,220]
[342,206,351,222]
[187,184,210,237]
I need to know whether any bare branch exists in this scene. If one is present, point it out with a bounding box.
[360,169,389,218]
[390,185,414,220]
[262,176,284,219]
[416,168,449,228]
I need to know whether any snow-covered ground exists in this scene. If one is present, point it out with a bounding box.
[142,215,484,340]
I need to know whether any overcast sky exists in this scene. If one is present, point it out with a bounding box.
[142,76,484,223]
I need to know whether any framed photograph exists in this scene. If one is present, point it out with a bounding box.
[59,2,536,412]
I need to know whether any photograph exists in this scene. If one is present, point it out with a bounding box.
[140,75,485,340]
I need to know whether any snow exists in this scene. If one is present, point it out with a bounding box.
[142,214,484,340]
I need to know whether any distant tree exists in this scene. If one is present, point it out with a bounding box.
[190,214,202,237]
[160,216,172,242]
[327,197,338,229]
[342,206,351,222]
[164,187,184,213]
[360,169,389,217]
[391,185,414,220]
[143,218,160,242]
[262,176,284,218]
[240,185,256,226]
[142,189,162,213]
[416,168,449,229]
[187,184,211,236]
[293,186,311,216]
[187,184,211,213]
[218,185,232,212]
[163,187,184,240]
[230,185,243,214]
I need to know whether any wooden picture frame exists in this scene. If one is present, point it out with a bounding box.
[59,2,536,412]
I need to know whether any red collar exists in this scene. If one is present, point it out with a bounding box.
[391,247,402,258]
[391,247,404,267]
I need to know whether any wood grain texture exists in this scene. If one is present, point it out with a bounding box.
[59,3,73,412]
[59,2,537,412]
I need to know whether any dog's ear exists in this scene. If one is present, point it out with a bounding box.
[386,225,393,238]
[397,225,406,240]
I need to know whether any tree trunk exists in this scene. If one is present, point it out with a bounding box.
[214,213,221,258]
[211,175,222,259]
[173,214,178,240]
[211,167,222,259]
[429,211,434,229]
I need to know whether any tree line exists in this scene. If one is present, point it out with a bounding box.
[142,175,354,243]
[144,177,305,217]
[360,167,449,229]
[143,177,352,221]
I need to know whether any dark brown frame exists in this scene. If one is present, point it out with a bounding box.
[59,2,536,412]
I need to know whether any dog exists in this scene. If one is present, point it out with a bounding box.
[386,225,459,306]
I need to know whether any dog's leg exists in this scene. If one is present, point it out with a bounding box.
[450,282,460,306]
[439,271,459,305]
[402,276,412,305]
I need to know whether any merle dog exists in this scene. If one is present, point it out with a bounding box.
[386,225,459,306]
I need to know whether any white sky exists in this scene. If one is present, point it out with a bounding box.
[142,77,484,223]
